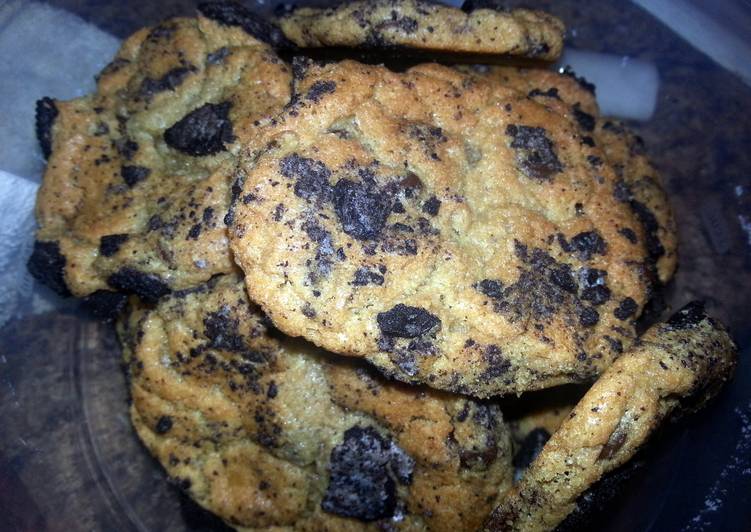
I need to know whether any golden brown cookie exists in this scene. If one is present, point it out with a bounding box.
[229,59,652,397]
[29,12,292,307]
[485,302,737,531]
[277,0,564,61]
[119,274,513,530]
[466,65,677,286]
[595,119,678,284]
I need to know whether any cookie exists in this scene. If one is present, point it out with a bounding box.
[30,13,292,301]
[485,302,737,531]
[229,60,652,397]
[119,274,512,530]
[276,0,564,61]
[467,66,677,285]
[595,119,678,284]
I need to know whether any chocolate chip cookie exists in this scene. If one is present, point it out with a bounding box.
[229,60,653,397]
[485,302,737,531]
[277,0,564,61]
[119,274,512,530]
[30,10,292,306]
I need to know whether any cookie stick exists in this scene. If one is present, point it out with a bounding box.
[485,301,737,532]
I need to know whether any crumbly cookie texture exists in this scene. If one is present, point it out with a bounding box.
[30,13,292,307]
[119,274,513,531]
[229,60,652,397]
[277,0,564,60]
[485,302,737,531]
[467,65,677,285]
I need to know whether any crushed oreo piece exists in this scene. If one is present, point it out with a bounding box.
[573,103,596,132]
[506,125,563,181]
[139,66,196,100]
[280,154,333,203]
[198,1,295,49]
[107,268,171,303]
[322,426,414,521]
[27,240,71,297]
[35,97,58,159]
[377,304,440,338]
[579,306,600,327]
[666,301,707,330]
[81,290,128,321]
[476,279,504,299]
[121,165,151,188]
[581,285,611,306]
[422,196,441,216]
[99,234,129,257]
[559,66,596,94]
[333,179,392,240]
[164,102,235,156]
[569,231,607,260]
[155,415,173,434]
[613,298,638,321]
[306,80,336,103]
[353,267,385,286]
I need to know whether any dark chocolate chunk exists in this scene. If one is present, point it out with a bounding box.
[613,297,638,320]
[506,124,563,181]
[81,290,128,321]
[198,1,295,49]
[280,154,333,204]
[666,301,707,330]
[333,179,392,240]
[35,97,58,159]
[99,234,129,257]
[476,279,504,299]
[107,268,171,303]
[121,165,151,188]
[569,231,607,260]
[377,304,440,338]
[353,267,385,286]
[321,426,414,521]
[306,80,336,103]
[164,102,235,156]
[27,240,70,297]
[573,103,596,132]
[579,306,600,327]
[139,66,196,100]
[421,196,441,216]
[512,428,550,476]
[155,415,173,434]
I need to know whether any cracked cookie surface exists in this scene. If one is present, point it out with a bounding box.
[229,60,653,397]
[277,0,564,61]
[119,274,512,531]
[31,12,292,303]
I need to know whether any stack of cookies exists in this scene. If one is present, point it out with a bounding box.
[29,1,737,530]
